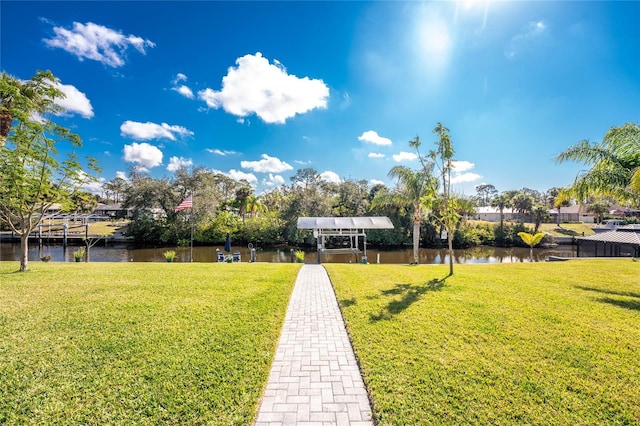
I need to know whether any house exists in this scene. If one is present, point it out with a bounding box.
[576,225,640,258]
[548,204,596,223]
[609,205,640,218]
[93,203,132,219]
[475,206,518,222]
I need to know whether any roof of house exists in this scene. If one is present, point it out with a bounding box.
[297,216,394,229]
[548,204,593,215]
[578,229,640,245]
[476,207,516,214]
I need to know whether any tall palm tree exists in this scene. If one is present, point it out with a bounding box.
[372,165,436,264]
[531,204,549,232]
[245,194,268,218]
[556,122,640,204]
[490,193,511,231]
[512,193,534,224]
[552,187,572,226]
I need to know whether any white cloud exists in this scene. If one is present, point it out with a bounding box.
[206,148,237,156]
[43,21,154,67]
[172,85,194,99]
[451,172,482,184]
[77,171,104,195]
[167,156,193,172]
[198,52,329,124]
[241,154,293,173]
[392,151,418,162]
[450,160,481,184]
[295,159,312,165]
[262,173,285,187]
[452,160,475,173]
[506,21,547,58]
[120,120,193,141]
[123,142,163,169]
[173,73,188,84]
[358,130,392,146]
[368,152,385,158]
[116,171,128,180]
[320,171,341,184]
[227,169,258,184]
[54,81,94,118]
[369,179,385,186]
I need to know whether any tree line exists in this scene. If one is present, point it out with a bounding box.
[2,69,638,271]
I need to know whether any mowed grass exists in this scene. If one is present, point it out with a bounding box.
[325,260,640,425]
[0,262,300,425]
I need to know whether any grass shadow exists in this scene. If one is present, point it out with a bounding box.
[370,276,448,322]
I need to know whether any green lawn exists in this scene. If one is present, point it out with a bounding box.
[325,260,640,425]
[0,262,300,425]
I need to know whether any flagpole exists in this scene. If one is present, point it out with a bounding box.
[190,192,194,262]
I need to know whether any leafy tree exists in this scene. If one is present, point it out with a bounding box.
[517,231,545,261]
[102,176,128,204]
[1,72,46,143]
[281,168,333,243]
[332,179,369,217]
[372,164,435,264]
[475,183,497,206]
[556,122,640,205]
[0,70,100,271]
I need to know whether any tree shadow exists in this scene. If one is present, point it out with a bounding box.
[597,297,640,312]
[369,276,448,322]
[340,298,357,308]
[575,286,640,300]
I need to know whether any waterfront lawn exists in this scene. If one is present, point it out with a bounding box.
[326,260,640,425]
[0,262,300,425]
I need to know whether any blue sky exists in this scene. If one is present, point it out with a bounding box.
[2,1,639,197]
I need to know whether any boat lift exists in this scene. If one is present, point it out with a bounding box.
[296,217,394,263]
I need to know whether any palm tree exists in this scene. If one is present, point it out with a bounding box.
[245,194,268,218]
[235,185,253,223]
[531,204,549,232]
[553,188,572,226]
[587,200,610,224]
[490,194,511,231]
[372,165,436,264]
[517,231,546,261]
[556,122,640,204]
[512,193,534,224]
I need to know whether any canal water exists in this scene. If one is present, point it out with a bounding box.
[0,242,576,264]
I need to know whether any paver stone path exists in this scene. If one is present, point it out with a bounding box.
[255,264,374,426]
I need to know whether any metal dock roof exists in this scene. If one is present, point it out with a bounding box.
[296,216,394,229]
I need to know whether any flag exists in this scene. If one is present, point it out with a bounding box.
[175,195,193,212]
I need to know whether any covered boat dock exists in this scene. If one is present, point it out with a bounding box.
[296,216,394,263]
[576,225,640,258]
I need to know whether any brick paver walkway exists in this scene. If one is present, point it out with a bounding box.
[255,264,374,426]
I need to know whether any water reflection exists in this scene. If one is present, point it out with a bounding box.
[0,242,576,264]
